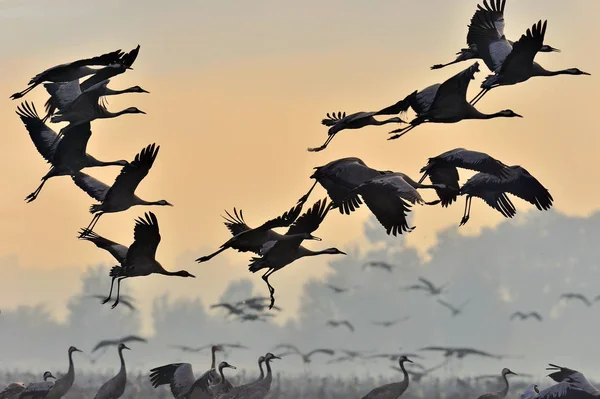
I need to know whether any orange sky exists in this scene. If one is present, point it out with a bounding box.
[0,0,598,332]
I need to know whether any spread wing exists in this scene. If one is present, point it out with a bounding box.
[67,49,124,69]
[44,80,82,114]
[467,5,511,71]
[125,212,161,266]
[430,62,480,111]
[79,230,128,263]
[105,143,158,202]
[360,187,415,236]
[255,201,305,231]
[285,199,330,236]
[461,173,518,218]
[16,101,59,163]
[307,349,335,358]
[498,20,546,75]
[222,208,252,236]
[72,172,111,202]
[149,363,197,398]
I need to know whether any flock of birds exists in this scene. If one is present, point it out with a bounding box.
[3,0,595,398]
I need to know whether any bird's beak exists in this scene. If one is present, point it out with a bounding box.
[139,110,147,114]
[123,345,131,350]
[228,365,237,369]
[509,371,518,376]
[166,202,174,206]
[582,71,591,76]
[339,251,347,255]
[141,88,150,93]
[550,47,561,53]
[309,235,322,241]
[515,113,523,118]
[406,359,414,363]
[272,355,281,360]
[127,66,134,70]
[74,348,83,353]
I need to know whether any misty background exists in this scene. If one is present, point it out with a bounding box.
[2,210,598,384]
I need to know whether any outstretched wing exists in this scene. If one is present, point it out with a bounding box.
[498,20,546,75]
[361,188,415,236]
[417,277,436,292]
[79,230,128,263]
[307,349,335,358]
[423,148,509,177]
[72,172,111,202]
[462,173,517,218]
[44,80,82,114]
[255,201,305,231]
[467,6,510,71]
[285,199,330,236]
[149,363,196,398]
[16,101,59,163]
[222,208,252,236]
[106,143,159,201]
[430,62,480,111]
[500,166,553,211]
[126,212,161,266]
[67,49,124,69]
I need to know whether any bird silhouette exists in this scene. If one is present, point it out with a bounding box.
[437,298,471,316]
[560,293,593,307]
[510,311,543,322]
[326,320,355,332]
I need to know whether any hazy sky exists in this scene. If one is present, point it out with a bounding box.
[0,0,598,332]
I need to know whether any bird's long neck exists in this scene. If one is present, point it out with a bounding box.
[211,348,217,369]
[136,199,166,206]
[64,350,76,385]
[297,247,332,258]
[105,87,136,96]
[262,359,273,388]
[258,360,265,380]
[218,364,226,383]
[117,348,127,378]
[86,156,126,167]
[468,107,508,120]
[103,108,135,118]
[532,63,574,77]
[497,373,510,398]
[399,360,410,384]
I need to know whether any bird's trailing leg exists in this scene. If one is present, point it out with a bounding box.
[459,197,472,226]
[9,84,37,100]
[262,269,277,309]
[388,125,417,141]
[297,180,318,206]
[102,276,118,304]
[24,177,49,203]
[196,246,227,263]
[307,133,337,153]
[79,213,104,238]
[469,88,490,106]
[112,277,127,309]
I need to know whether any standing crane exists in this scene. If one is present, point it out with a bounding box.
[93,343,130,399]
[475,368,517,399]
[248,199,346,308]
[381,62,521,140]
[9,49,124,100]
[207,361,236,397]
[45,346,83,399]
[221,353,280,399]
[217,355,265,398]
[16,102,128,203]
[431,0,559,70]
[81,212,195,309]
[362,356,413,398]
[73,143,173,236]
[471,20,589,106]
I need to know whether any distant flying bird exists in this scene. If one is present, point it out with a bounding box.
[510,311,542,322]
[348,172,445,236]
[397,360,448,383]
[248,199,346,309]
[81,212,195,309]
[73,143,173,236]
[420,346,502,360]
[236,313,275,323]
[418,148,510,207]
[326,284,351,294]
[363,261,396,272]
[372,317,411,327]
[86,294,136,311]
[471,20,590,106]
[196,195,314,263]
[326,320,355,332]
[210,303,246,316]
[560,293,593,307]
[274,345,335,364]
[383,62,521,140]
[430,0,559,70]
[437,299,471,317]
[307,110,404,152]
[9,49,124,99]
[458,165,553,226]
[16,102,128,203]
[92,336,147,352]
[404,277,448,296]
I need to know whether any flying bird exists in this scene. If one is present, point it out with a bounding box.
[383,62,521,140]
[431,0,559,70]
[372,317,411,327]
[326,284,352,294]
[471,20,590,106]
[274,345,335,364]
[535,364,600,399]
[10,49,125,99]
[92,336,147,352]
[210,303,246,316]
[510,311,542,322]
[458,165,553,226]
[307,110,405,152]
[404,277,448,296]
[437,298,471,317]
[73,143,173,236]
[418,148,510,207]
[560,293,593,307]
[326,320,355,332]
[363,261,396,272]
[80,212,195,308]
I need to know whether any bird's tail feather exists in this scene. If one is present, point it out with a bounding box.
[90,204,102,213]
[248,258,267,273]
[109,266,124,278]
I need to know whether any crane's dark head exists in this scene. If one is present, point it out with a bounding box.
[300,232,322,241]
[498,110,522,118]
[534,384,540,393]
[258,355,266,363]
[118,343,131,351]
[502,367,517,376]
[69,346,83,354]
[175,270,196,278]
[127,86,150,94]
[219,361,236,370]
[399,355,413,364]
[43,371,56,381]
[265,352,281,361]
[213,344,223,353]
[540,45,560,53]
[323,248,347,255]
[124,107,146,115]
[563,68,591,76]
